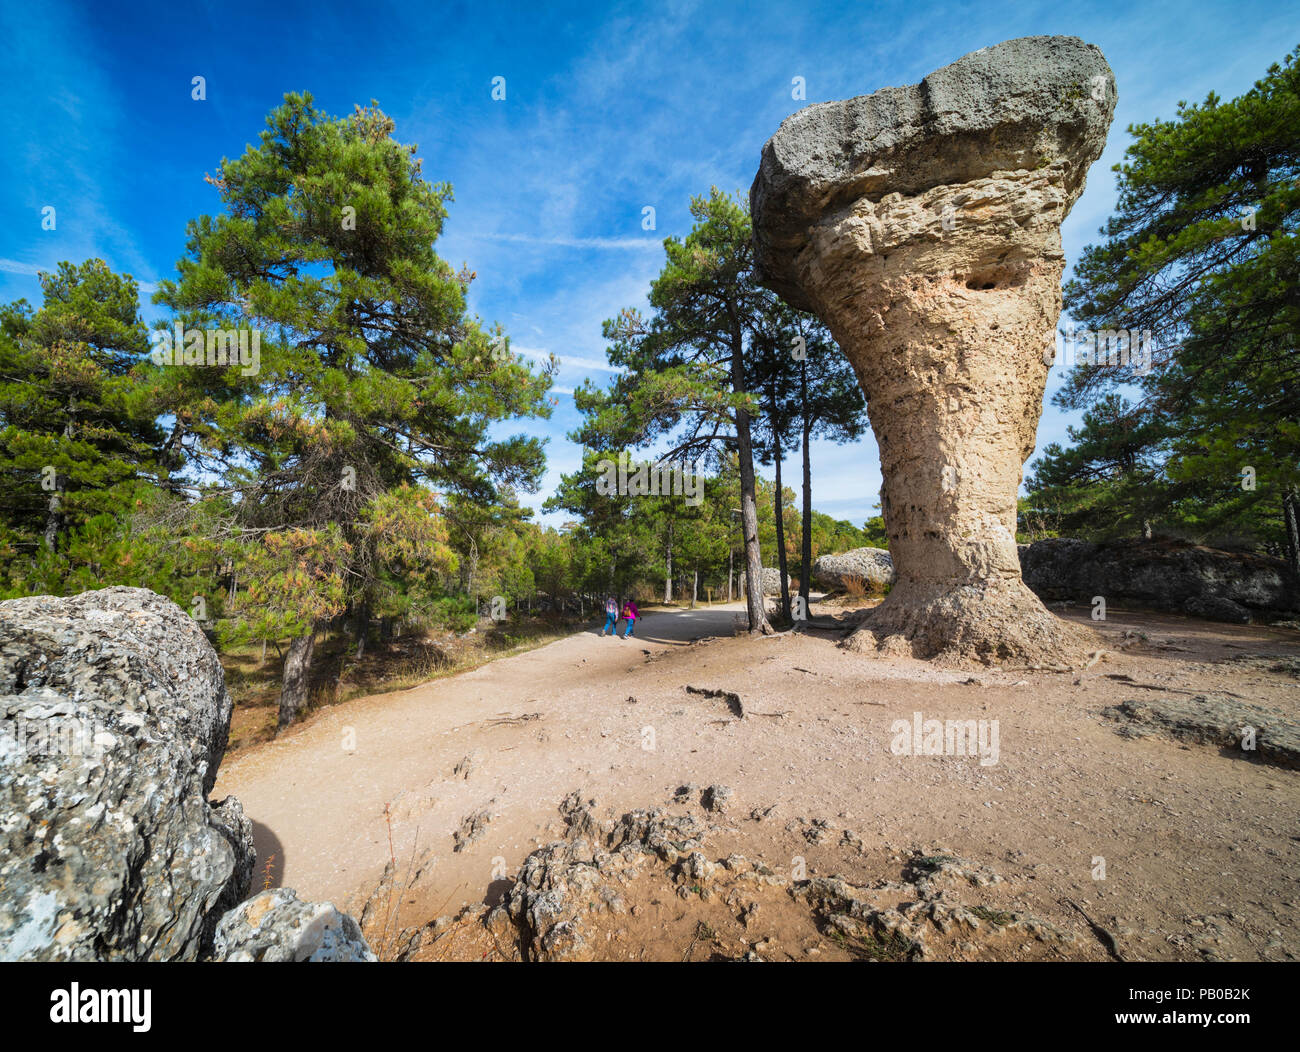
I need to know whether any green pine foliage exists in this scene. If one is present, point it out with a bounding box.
[0,260,173,596]
[1034,45,1300,572]
[151,93,554,721]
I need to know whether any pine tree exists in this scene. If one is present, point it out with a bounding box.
[0,260,168,595]
[156,94,554,726]
[1057,46,1300,579]
[573,189,777,632]
[750,303,868,619]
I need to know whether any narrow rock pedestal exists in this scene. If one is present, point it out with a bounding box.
[752,36,1117,664]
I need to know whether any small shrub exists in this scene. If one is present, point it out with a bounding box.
[968,905,1016,927]
[841,574,869,598]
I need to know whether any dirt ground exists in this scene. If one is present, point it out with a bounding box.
[213,599,1300,962]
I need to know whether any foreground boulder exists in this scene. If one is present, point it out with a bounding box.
[0,586,366,962]
[0,588,255,960]
[1019,539,1299,622]
[812,548,896,594]
[751,36,1114,665]
[212,888,377,962]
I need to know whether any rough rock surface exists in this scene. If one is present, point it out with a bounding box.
[812,547,895,593]
[488,803,714,961]
[478,795,1080,962]
[213,888,377,961]
[1019,538,1298,621]
[759,567,791,596]
[1103,695,1300,770]
[792,849,1073,961]
[0,587,254,961]
[751,36,1115,664]
[701,784,735,813]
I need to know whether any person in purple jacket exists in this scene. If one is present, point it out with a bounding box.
[621,598,639,638]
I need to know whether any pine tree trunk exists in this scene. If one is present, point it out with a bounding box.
[43,490,61,551]
[354,600,369,659]
[800,359,813,611]
[44,419,73,551]
[664,521,673,603]
[773,436,791,623]
[692,568,698,608]
[732,326,770,634]
[1284,486,1300,595]
[277,627,318,730]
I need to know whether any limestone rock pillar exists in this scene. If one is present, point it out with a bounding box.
[751,36,1116,664]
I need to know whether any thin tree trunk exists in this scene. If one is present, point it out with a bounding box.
[44,418,73,551]
[731,325,771,634]
[664,520,673,603]
[772,401,791,622]
[800,358,813,612]
[692,568,698,608]
[43,490,61,551]
[354,599,369,659]
[278,627,318,729]
[1284,486,1300,593]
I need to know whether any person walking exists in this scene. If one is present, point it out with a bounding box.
[601,595,619,636]
[621,597,639,638]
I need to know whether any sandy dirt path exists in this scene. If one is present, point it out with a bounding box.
[214,604,741,907]
[215,601,1300,961]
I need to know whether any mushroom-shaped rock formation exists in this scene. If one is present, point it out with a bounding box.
[751,36,1116,664]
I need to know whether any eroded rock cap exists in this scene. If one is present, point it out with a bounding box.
[750,35,1115,308]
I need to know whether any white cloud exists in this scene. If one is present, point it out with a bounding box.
[461,232,662,250]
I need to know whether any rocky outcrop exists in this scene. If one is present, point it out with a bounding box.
[0,587,253,961]
[812,547,895,594]
[487,802,714,962]
[212,888,377,962]
[480,793,1084,962]
[1018,538,1298,621]
[0,586,366,963]
[1103,695,1300,770]
[759,567,790,596]
[751,37,1115,665]
[791,849,1075,961]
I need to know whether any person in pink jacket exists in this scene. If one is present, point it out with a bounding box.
[620,598,639,638]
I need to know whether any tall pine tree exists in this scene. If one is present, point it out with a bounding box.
[157,95,554,726]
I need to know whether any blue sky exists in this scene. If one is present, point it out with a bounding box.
[1,0,1292,528]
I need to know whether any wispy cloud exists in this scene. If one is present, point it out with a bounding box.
[0,257,157,294]
[6,0,1289,531]
[0,259,43,278]
[461,233,661,250]
[514,345,624,374]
